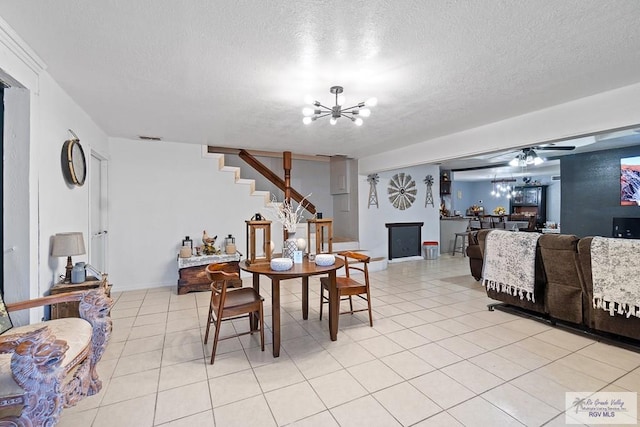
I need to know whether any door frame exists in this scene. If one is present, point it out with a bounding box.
[89,149,109,273]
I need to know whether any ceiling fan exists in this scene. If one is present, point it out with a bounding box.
[508,144,575,167]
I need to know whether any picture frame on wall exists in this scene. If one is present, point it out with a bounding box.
[620,156,640,206]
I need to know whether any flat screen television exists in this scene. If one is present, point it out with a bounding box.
[620,156,640,206]
[612,217,640,239]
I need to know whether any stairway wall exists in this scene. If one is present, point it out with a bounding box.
[223,154,333,217]
[108,138,270,291]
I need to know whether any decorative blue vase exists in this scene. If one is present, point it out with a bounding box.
[71,262,86,284]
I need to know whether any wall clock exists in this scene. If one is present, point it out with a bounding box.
[388,173,417,210]
[61,130,86,186]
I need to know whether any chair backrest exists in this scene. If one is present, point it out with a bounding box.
[339,251,371,281]
[480,218,492,229]
[205,263,240,304]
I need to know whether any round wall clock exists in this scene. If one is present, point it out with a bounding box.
[388,173,417,210]
[61,136,87,186]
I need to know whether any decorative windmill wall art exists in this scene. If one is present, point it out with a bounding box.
[424,175,435,207]
[388,173,417,210]
[367,173,379,208]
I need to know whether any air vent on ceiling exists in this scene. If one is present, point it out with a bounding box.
[551,175,561,181]
[138,135,162,141]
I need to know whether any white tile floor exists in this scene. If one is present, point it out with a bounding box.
[58,255,640,426]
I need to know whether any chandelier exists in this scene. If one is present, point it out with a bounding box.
[491,177,516,198]
[509,148,544,167]
[302,86,377,126]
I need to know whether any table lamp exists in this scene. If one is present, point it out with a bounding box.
[52,232,86,283]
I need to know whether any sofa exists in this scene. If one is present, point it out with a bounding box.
[0,285,113,426]
[476,229,547,315]
[468,229,640,342]
[577,237,640,340]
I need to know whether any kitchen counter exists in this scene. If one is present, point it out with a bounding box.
[439,217,470,254]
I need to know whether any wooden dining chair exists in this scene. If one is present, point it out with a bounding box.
[319,251,373,327]
[204,263,264,364]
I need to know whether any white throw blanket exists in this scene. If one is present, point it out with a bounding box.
[482,230,541,302]
[591,236,640,318]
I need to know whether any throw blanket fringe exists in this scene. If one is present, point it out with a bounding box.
[591,236,640,319]
[482,230,541,302]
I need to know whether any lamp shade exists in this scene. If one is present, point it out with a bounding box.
[51,232,86,257]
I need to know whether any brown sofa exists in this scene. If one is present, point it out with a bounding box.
[577,237,640,340]
[538,234,584,325]
[476,229,547,315]
[469,230,640,342]
[466,230,483,281]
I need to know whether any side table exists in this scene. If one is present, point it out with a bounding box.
[50,275,112,319]
[177,253,242,294]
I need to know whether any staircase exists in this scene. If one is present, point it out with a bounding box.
[206,148,387,272]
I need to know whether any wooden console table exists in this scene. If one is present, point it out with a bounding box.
[177,253,241,294]
[50,275,111,319]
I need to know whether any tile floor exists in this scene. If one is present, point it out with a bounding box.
[59,255,640,426]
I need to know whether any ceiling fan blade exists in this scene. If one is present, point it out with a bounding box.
[532,145,575,151]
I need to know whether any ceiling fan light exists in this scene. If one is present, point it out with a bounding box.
[365,97,378,107]
[302,116,313,125]
[359,108,371,117]
[304,95,315,105]
[329,117,337,125]
[302,107,314,116]
[354,117,363,126]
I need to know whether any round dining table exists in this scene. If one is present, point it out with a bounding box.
[240,256,344,357]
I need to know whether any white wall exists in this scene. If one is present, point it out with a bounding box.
[358,164,440,260]
[546,180,561,224]
[108,138,270,291]
[1,22,109,324]
[223,154,332,220]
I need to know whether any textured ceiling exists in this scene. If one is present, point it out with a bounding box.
[1,1,640,160]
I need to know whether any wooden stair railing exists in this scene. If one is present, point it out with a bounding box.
[237,149,316,215]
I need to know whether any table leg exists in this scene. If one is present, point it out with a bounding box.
[271,278,281,357]
[302,276,309,320]
[250,273,260,330]
[328,270,338,341]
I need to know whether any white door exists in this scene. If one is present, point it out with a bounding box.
[89,152,108,274]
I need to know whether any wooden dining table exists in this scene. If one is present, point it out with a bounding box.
[239,256,344,357]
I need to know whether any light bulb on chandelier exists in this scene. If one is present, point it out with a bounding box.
[302,86,377,126]
[491,177,517,198]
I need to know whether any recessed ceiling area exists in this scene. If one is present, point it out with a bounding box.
[1,1,639,161]
[445,126,640,181]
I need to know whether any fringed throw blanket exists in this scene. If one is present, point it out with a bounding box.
[482,230,541,302]
[591,236,640,318]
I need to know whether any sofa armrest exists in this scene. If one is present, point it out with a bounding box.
[0,326,69,423]
[78,289,113,394]
[5,290,90,313]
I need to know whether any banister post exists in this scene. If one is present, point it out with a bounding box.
[283,151,292,240]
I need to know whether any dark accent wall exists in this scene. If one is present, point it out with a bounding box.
[561,145,640,237]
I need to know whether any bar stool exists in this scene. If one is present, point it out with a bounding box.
[452,232,468,256]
